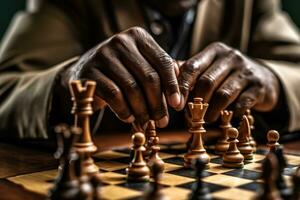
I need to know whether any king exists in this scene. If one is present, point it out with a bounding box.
[184,98,210,168]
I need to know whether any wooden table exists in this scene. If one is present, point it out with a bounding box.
[0,130,299,200]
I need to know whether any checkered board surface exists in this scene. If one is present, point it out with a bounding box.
[8,143,300,200]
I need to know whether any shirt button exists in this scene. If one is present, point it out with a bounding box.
[150,22,164,35]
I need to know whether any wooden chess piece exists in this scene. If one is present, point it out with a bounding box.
[257,153,282,200]
[48,127,81,200]
[245,109,257,152]
[90,173,102,200]
[292,166,300,200]
[54,124,69,174]
[237,115,254,160]
[222,127,244,168]
[145,120,156,160]
[189,158,212,200]
[267,130,280,153]
[274,146,292,199]
[73,128,94,200]
[215,110,233,155]
[69,80,99,175]
[147,137,165,176]
[184,98,210,168]
[144,160,169,200]
[126,132,150,182]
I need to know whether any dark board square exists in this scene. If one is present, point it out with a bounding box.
[169,168,215,178]
[210,157,223,164]
[163,157,184,166]
[112,157,132,164]
[113,168,127,175]
[256,149,268,155]
[160,148,186,155]
[238,181,263,191]
[114,148,131,154]
[178,181,228,193]
[117,182,151,192]
[223,169,261,180]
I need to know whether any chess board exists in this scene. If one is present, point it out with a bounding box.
[7,143,300,200]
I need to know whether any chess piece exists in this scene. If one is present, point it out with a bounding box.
[54,124,70,174]
[257,153,282,200]
[184,98,210,168]
[245,109,257,152]
[69,80,99,175]
[147,136,165,176]
[274,146,292,199]
[189,158,212,200]
[90,173,102,200]
[292,166,300,200]
[145,120,156,160]
[222,127,244,168]
[215,110,233,155]
[48,127,81,200]
[144,160,169,200]
[126,132,150,182]
[237,115,254,160]
[267,130,280,153]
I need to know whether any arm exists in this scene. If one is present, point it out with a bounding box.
[0,0,83,139]
[249,0,300,133]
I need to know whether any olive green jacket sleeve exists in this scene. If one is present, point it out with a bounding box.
[249,0,300,132]
[0,1,81,139]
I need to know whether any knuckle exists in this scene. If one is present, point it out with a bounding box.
[198,75,215,89]
[128,26,148,37]
[145,71,160,85]
[227,49,243,64]
[215,89,231,102]
[183,60,199,75]
[109,87,122,100]
[157,52,173,68]
[210,41,228,51]
[125,80,139,91]
[110,34,128,47]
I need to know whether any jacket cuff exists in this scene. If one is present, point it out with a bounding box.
[259,59,300,133]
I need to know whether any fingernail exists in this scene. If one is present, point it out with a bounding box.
[125,115,135,123]
[155,116,169,128]
[168,93,181,107]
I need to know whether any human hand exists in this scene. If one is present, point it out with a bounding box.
[177,42,280,122]
[62,27,181,127]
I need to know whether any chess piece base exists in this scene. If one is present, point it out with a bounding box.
[215,142,229,155]
[126,165,150,182]
[222,161,244,168]
[184,151,210,169]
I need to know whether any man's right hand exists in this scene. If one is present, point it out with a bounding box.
[62,27,181,128]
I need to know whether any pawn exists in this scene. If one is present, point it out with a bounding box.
[127,132,150,182]
[245,110,257,152]
[222,127,244,168]
[274,146,292,199]
[144,160,169,200]
[292,167,300,200]
[267,130,280,152]
[215,110,233,155]
[237,116,254,160]
[90,173,102,200]
[257,153,282,200]
[147,137,165,176]
[189,158,212,200]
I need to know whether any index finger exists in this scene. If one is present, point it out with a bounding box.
[176,42,230,110]
[133,27,181,108]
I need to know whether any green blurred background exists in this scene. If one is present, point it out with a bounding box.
[0,0,300,39]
